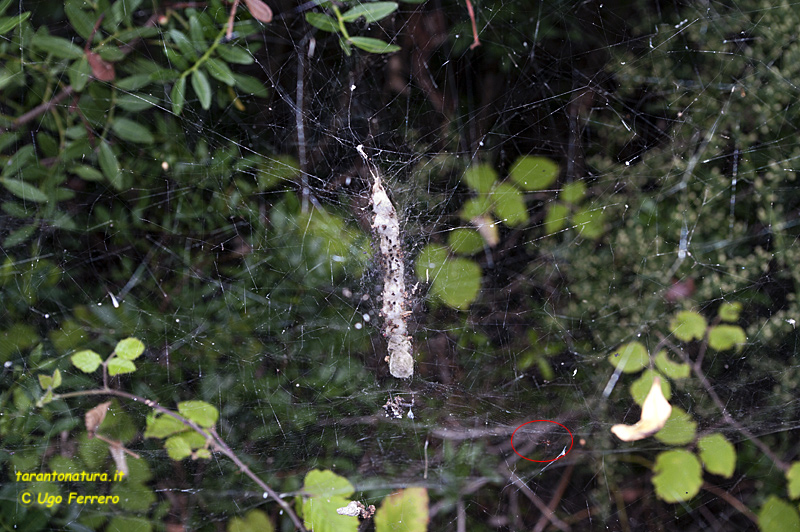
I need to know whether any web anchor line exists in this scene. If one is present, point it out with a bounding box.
[357,145,414,378]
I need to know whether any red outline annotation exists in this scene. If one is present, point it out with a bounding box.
[511,420,574,463]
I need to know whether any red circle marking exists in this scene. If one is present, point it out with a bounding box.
[511,420,574,463]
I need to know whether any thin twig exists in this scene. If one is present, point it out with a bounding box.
[464,0,481,49]
[533,462,575,532]
[702,482,759,525]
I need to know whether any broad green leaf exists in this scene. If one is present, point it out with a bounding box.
[38,374,52,390]
[301,470,357,532]
[718,301,743,322]
[192,69,212,110]
[374,487,429,532]
[654,406,696,445]
[205,57,236,86]
[216,44,254,64]
[448,228,484,255]
[759,496,800,532]
[228,510,275,532]
[786,462,800,499]
[178,401,219,428]
[52,369,62,388]
[630,369,671,405]
[463,164,497,193]
[349,36,400,54]
[98,142,122,190]
[544,203,569,234]
[144,413,187,439]
[492,182,529,226]
[115,337,145,360]
[171,77,186,115]
[68,55,92,92]
[698,433,735,478]
[0,12,30,35]
[708,324,746,351]
[669,310,707,342]
[509,155,559,191]
[560,181,586,204]
[70,165,104,182]
[572,205,605,238]
[71,349,103,373]
[2,144,35,177]
[608,341,649,373]
[164,434,193,460]
[652,449,702,503]
[169,29,197,59]
[108,358,136,376]
[460,195,493,219]
[341,2,398,23]
[112,118,154,144]
[64,0,95,39]
[1,178,48,203]
[654,350,690,379]
[233,73,269,98]
[305,12,339,33]
[33,35,84,59]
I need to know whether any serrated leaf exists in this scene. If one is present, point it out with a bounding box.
[341,2,398,23]
[652,449,702,503]
[349,36,400,54]
[71,349,103,373]
[654,406,696,445]
[228,509,275,532]
[165,434,193,460]
[653,350,690,379]
[463,164,497,193]
[786,462,800,499]
[115,337,145,360]
[205,57,236,86]
[108,358,136,376]
[375,487,429,532]
[233,73,269,98]
[708,324,746,351]
[1,178,49,203]
[191,69,212,110]
[670,310,707,342]
[492,182,529,227]
[509,155,559,191]
[144,413,187,439]
[98,142,122,190]
[112,118,154,144]
[178,401,219,428]
[0,12,30,35]
[608,341,649,373]
[171,77,186,115]
[305,12,339,32]
[759,496,800,532]
[33,35,84,59]
[718,301,743,322]
[698,433,735,478]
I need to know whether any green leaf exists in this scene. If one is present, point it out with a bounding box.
[144,413,187,439]
[492,182,529,227]
[228,510,275,532]
[349,36,400,54]
[3,222,38,248]
[205,58,236,86]
[1,178,49,203]
[164,434,193,460]
[305,12,339,33]
[698,433,735,478]
[216,44,254,64]
[572,205,605,238]
[508,155,559,191]
[98,142,122,190]
[608,342,649,374]
[651,449,702,503]
[233,73,269,98]
[70,165,104,182]
[560,181,586,204]
[178,401,219,428]
[463,164,497,193]
[33,34,84,59]
[64,1,95,39]
[654,350,690,379]
[115,337,145,360]
[448,228,484,255]
[116,93,159,112]
[416,244,482,309]
[786,462,800,499]
[374,487,429,532]
[630,369,671,405]
[52,368,61,388]
[341,2,398,23]
[68,55,92,92]
[669,310,707,342]
[171,77,186,115]
[460,196,493,219]
[112,118,154,144]
[654,406,696,445]
[108,358,136,375]
[71,349,103,373]
[544,203,569,234]
[38,374,52,390]
[0,12,30,35]
[169,29,197,60]
[759,496,800,532]
[718,301,743,322]
[301,470,357,532]
[191,69,212,110]
[708,324,746,351]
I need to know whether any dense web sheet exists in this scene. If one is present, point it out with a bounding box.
[2,0,800,531]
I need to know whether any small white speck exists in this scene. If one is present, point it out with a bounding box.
[362,313,370,322]
[354,323,363,330]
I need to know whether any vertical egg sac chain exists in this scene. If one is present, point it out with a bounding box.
[357,145,414,378]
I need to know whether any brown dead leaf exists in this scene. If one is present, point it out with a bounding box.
[85,401,111,438]
[87,51,115,81]
[244,0,273,23]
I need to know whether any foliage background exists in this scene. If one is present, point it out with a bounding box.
[2,0,800,530]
